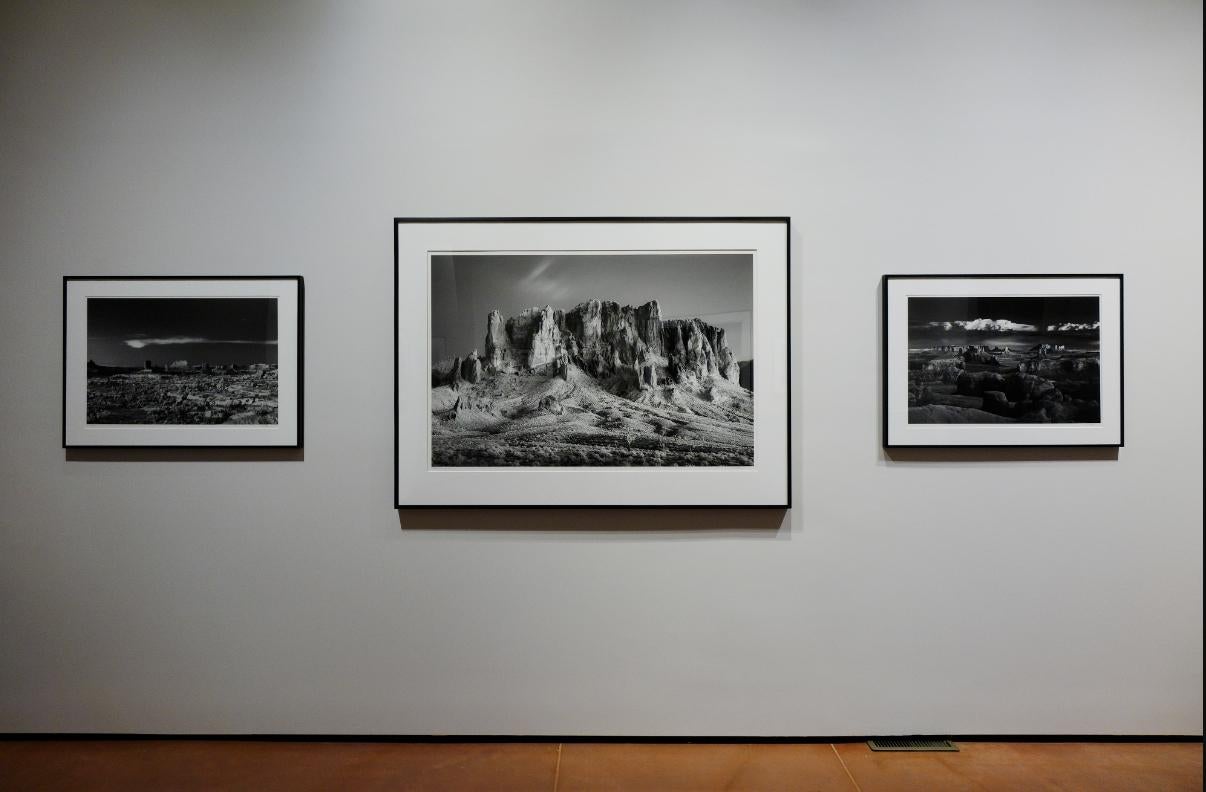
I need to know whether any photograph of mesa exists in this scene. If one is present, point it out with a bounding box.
[907,296,1101,424]
[86,297,279,425]
[430,253,753,467]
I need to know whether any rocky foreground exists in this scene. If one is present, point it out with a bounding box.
[87,367,278,425]
[432,299,753,466]
[908,343,1101,424]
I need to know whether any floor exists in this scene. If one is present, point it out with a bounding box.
[0,740,1199,791]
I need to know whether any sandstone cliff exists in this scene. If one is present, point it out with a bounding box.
[471,298,743,389]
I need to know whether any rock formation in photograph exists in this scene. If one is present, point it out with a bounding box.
[908,343,1101,424]
[431,299,753,466]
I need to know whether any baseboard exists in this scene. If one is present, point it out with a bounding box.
[2,733,1201,743]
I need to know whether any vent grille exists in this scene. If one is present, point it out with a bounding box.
[867,738,959,752]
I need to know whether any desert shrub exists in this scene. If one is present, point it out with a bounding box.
[649,417,677,436]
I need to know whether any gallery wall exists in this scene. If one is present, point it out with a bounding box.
[0,0,1201,735]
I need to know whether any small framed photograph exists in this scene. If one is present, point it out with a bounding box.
[396,218,791,508]
[63,276,304,448]
[882,274,1123,448]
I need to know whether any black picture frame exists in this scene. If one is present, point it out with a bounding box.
[62,275,305,449]
[882,273,1124,449]
[395,217,792,509]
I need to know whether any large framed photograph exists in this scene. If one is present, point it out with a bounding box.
[396,218,790,508]
[63,276,303,448]
[883,274,1123,448]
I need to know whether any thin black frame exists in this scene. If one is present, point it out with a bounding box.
[62,275,305,449]
[394,217,792,509]
[881,273,1124,449]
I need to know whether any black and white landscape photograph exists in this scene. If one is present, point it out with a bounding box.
[907,296,1101,424]
[430,253,754,466]
[86,297,279,425]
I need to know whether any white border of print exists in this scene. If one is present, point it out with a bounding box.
[884,276,1122,447]
[396,219,790,508]
[64,278,301,447]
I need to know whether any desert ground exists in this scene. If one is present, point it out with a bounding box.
[87,366,278,425]
[432,364,753,466]
[907,344,1100,423]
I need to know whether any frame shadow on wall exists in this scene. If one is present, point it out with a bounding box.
[397,508,790,538]
[882,446,1118,463]
[65,448,304,462]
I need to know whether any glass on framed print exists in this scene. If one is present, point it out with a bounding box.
[882,274,1123,448]
[395,218,791,508]
[63,276,304,448]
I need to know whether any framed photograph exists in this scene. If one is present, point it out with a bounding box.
[395,218,791,508]
[882,274,1123,448]
[63,276,303,448]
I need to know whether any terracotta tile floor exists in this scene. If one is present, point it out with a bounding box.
[0,739,1199,791]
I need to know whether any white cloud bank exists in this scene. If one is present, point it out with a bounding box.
[927,319,1037,332]
[1046,321,1099,332]
[124,337,277,349]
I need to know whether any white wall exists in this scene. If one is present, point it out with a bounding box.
[0,0,1201,736]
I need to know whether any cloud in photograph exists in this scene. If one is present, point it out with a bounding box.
[124,337,278,349]
[926,318,1038,332]
[1047,321,1100,332]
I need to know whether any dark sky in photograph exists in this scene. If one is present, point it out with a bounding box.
[908,296,1099,326]
[908,296,1100,347]
[431,253,753,361]
[87,298,278,367]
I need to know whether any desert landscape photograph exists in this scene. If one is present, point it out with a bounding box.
[430,253,754,466]
[86,297,279,425]
[907,295,1101,424]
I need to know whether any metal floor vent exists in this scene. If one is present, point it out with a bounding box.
[867,738,959,752]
